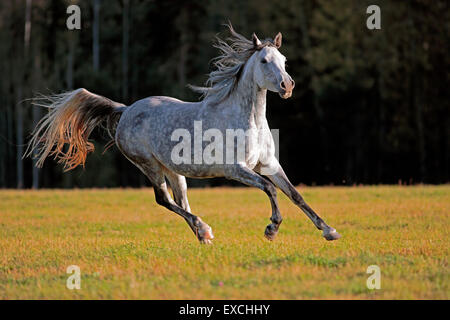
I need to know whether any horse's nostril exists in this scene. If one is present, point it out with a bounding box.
[280,81,286,89]
[291,79,295,88]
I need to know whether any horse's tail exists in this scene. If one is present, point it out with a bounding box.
[25,88,126,171]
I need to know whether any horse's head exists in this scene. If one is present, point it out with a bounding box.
[251,33,295,99]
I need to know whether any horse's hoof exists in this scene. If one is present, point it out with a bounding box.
[200,238,213,245]
[264,224,278,241]
[323,228,341,241]
[196,221,214,243]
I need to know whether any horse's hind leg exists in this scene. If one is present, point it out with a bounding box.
[136,159,213,243]
[164,171,191,213]
[164,171,212,240]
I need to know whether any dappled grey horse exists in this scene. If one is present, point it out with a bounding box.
[27,25,341,244]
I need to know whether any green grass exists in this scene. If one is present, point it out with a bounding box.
[0,185,448,299]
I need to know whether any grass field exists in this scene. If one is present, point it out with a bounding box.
[0,185,448,299]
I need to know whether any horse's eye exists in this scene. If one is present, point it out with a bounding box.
[261,59,267,64]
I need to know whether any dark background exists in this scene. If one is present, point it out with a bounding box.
[0,0,448,188]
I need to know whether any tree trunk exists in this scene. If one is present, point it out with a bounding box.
[120,0,132,186]
[6,99,14,188]
[32,53,41,189]
[16,0,32,189]
[93,0,100,71]
[177,7,188,94]
[376,71,385,183]
[414,74,426,182]
[122,0,129,102]
[0,104,5,188]
[67,32,75,89]
[16,85,24,189]
[408,6,426,183]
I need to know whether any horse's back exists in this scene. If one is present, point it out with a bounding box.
[133,95,185,107]
[115,95,200,166]
[120,94,197,120]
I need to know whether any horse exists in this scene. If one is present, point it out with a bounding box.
[27,24,341,244]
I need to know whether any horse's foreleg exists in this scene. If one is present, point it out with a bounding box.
[225,165,282,240]
[262,163,341,241]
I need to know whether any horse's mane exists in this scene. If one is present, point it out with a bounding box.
[189,23,276,104]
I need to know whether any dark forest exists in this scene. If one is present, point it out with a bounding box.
[0,0,448,188]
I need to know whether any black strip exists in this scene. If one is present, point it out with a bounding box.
[1,300,446,319]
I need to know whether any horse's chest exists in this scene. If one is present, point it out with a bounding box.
[245,129,274,168]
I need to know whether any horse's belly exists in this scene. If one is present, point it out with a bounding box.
[162,161,226,178]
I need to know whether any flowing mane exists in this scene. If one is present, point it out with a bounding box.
[189,24,276,104]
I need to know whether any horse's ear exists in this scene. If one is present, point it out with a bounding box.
[252,33,262,47]
[274,32,282,48]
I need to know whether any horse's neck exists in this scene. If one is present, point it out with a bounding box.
[233,64,268,129]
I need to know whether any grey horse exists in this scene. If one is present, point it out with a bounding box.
[27,25,341,244]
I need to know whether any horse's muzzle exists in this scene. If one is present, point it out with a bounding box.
[279,78,294,99]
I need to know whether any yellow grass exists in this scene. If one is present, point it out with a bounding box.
[0,185,448,299]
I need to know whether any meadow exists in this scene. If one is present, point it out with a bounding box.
[0,185,448,299]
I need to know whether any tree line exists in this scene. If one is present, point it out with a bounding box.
[0,0,448,188]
